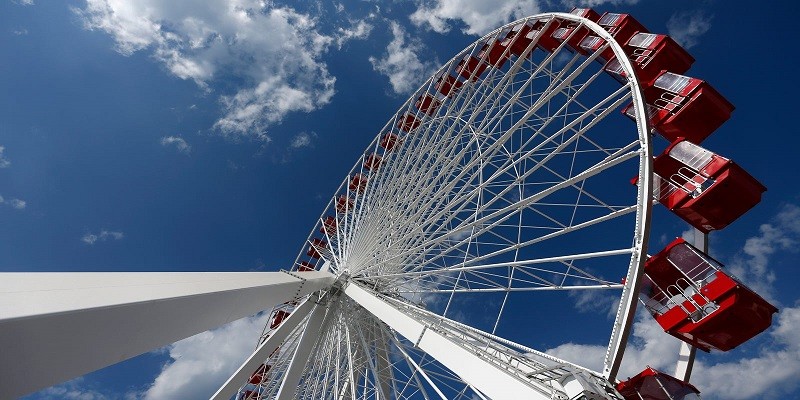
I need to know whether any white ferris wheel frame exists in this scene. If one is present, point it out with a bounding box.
[0,12,656,400]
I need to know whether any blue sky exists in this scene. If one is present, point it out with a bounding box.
[2,0,800,399]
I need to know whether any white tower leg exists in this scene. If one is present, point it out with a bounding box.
[0,271,334,399]
[275,299,333,400]
[211,297,317,400]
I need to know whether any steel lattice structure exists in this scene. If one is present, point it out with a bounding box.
[6,11,741,400]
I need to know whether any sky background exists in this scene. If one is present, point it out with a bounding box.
[2,0,800,399]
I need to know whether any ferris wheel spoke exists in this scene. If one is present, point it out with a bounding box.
[379,85,634,266]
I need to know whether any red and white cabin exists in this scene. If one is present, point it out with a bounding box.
[640,238,777,351]
[349,173,368,193]
[455,56,489,81]
[380,133,400,152]
[605,33,694,86]
[434,72,463,97]
[415,93,441,115]
[503,19,562,55]
[306,238,327,259]
[623,71,734,144]
[270,310,290,329]
[580,12,648,62]
[248,363,271,385]
[651,139,766,233]
[478,39,510,68]
[335,195,354,213]
[551,8,601,55]
[616,367,701,400]
[396,112,422,132]
[363,153,383,171]
[320,216,337,235]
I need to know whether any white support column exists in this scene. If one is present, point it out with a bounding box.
[344,282,553,400]
[674,229,707,381]
[0,271,334,399]
[211,297,317,400]
[275,299,333,400]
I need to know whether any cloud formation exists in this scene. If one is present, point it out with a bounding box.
[160,136,191,154]
[81,230,124,245]
[0,146,9,168]
[369,22,437,95]
[75,1,364,142]
[290,131,315,148]
[142,313,269,399]
[667,11,712,49]
[726,204,800,303]
[0,195,26,210]
[410,0,541,35]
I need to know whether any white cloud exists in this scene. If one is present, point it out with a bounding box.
[369,22,437,95]
[561,0,639,8]
[12,0,35,5]
[81,230,124,245]
[36,377,110,400]
[667,11,712,49]
[290,131,314,148]
[142,312,269,399]
[0,146,9,167]
[410,0,541,36]
[13,28,29,36]
[0,195,26,210]
[726,204,800,303]
[335,19,374,48]
[160,136,191,154]
[75,1,338,142]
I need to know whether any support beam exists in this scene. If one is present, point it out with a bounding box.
[0,271,334,399]
[275,299,333,400]
[674,229,707,381]
[344,282,552,400]
[211,297,317,400]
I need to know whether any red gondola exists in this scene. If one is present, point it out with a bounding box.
[651,139,766,233]
[363,153,383,171]
[248,363,271,385]
[455,56,488,81]
[349,173,368,193]
[478,39,510,68]
[503,19,561,55]
[604,33,694,86]
[624,71,734,144]
[297,261,315,272]
[415,93,441,115]
[320,216,337,235]
[434,72,463,96]
[306,238,327,259]
[380,133,400,151]
[335,195,354,213]
[579,13,648,62]
[551,8,601,55]
[641,238,777,351]
[616,367,701,400]
[270,310,290,329]
[396,112,421,132]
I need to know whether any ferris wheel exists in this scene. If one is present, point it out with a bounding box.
[0,9,775,400]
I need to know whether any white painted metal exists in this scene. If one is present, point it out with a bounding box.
[674,229,707,381]
[211,297,317,400]
[275,300,332,400]
[0,271,334,399]
[346,282,558,400]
